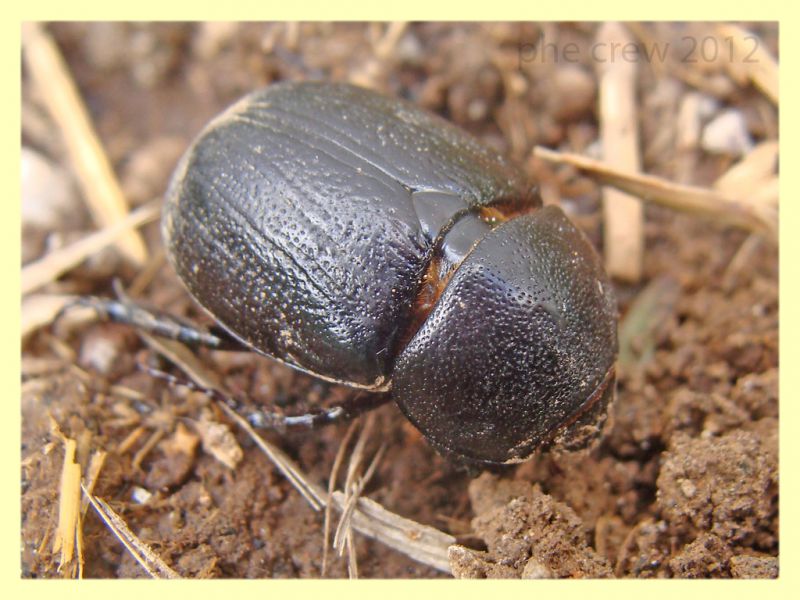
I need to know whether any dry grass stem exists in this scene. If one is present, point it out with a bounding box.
[375,22,409,59]
[595,22,644,282]
[52,438,81,573]
[21,201,160,295]
[534,146,777,239]
[216,400,327,510]
[81,485,180,578]
[334,440,387,554]
[22,22,148,265]
[333,416,374,569]
[21,357,66,378]
[108,384,147,402]
[723,234,764,289]
[139,333,223,392]
[80,451,107,517]
[344,414,373,491]
[715,24,778,105]
[322,420,360,576]
[132,428,165,470]
[333,417,388,578]
[714,140,779,203]
[331,492,455,573]
[346,527,358,579]
[116,426,147,455]
[350,22,408,89]
[21,294,76,339]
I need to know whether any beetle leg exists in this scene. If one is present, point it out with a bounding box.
[60,296,245,351]
[143,365,391,430]
[246,393,390,429]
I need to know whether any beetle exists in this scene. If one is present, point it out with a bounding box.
[88,81,618,465]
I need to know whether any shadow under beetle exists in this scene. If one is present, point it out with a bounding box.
[88,81,618,465]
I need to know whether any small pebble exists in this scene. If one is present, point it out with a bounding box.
[131,486,153,504]
[702,109,753,156]
[78,326,133,377]
[394,30,424,65]
[21,147,84,230]
[521,559,553,579]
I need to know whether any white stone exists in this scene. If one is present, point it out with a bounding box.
[702,109,753,156]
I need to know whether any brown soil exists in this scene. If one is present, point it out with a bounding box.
[21,22,778,578]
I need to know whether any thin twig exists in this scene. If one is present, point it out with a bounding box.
[81,484,180,578]
[334,438,386,553]
[131,428,165,470]
[22,294,76,339]
[722,234,764,290]
[22,22,148,265]
[333,415,375,575]
[21,201,160,295]
[53,438,81,573]
[375,22,409,59]
[322,420,360,576]
[216,401,326,510]
[330,492,456,573]
[79,450,107,517]
[335,425,387,578]
[715,24,778,105]
[346,527,358,579]
[534,146,777,239]
[116,426,147,455]
[595,22,644,282]
[713,140,779,202]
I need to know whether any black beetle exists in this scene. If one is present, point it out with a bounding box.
[117,81,617,465]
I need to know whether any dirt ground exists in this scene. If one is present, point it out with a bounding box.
[21,22,778,578]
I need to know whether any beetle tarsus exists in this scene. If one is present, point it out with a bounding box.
[246,393,390,430]
[64,296,244,351]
